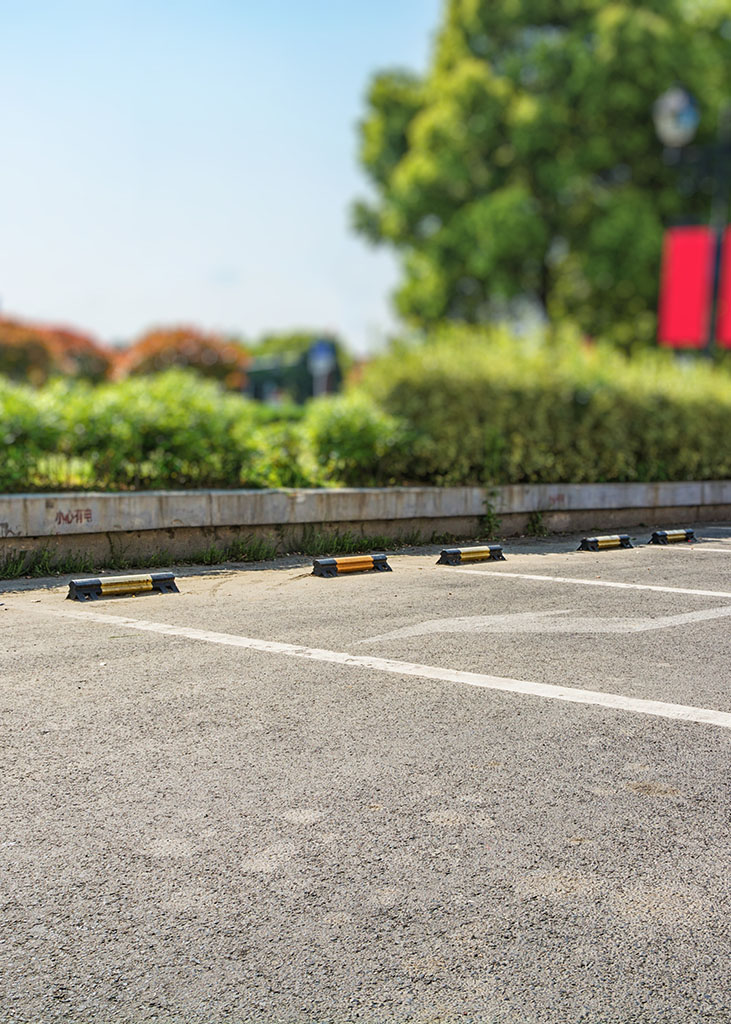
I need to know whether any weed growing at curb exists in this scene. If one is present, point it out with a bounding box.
[196,536,280,566]
[290,527,426,558]
[481,493,502,539]
[0,529,456,581]
[526,511,549,537]
[0,547,145,580]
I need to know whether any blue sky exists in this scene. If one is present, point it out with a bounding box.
[0,0,441,350]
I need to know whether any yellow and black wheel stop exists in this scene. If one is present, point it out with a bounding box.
[437,545,505,566]
[578,535,633,551]
[67,572,179,601]
[312,553,392,578]
[648,529,695,545]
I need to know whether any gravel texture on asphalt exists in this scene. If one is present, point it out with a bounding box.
[1,527,730,1023]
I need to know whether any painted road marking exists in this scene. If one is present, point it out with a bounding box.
[46,607,731,731]
[358,605,731,643]
[450,569,731,599]
[675,547,731,554]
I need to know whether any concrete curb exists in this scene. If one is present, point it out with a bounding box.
[1,482,729,565]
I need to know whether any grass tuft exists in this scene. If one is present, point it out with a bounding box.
[0,528,467,581]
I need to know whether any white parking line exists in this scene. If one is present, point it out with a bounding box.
[48,607,731,731]
[358,605,731,643]
[450,569,731,599]
[678,547,731,554]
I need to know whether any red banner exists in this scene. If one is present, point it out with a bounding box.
[658,226,715,348]
[716,228,731,348]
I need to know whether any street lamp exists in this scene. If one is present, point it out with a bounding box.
[654,87,731,351]
[653,87,700,149]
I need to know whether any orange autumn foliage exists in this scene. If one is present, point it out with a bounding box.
[113,326,249,389]
[0,317,112,384]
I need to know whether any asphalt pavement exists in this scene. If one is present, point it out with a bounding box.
[1,525,730,1023]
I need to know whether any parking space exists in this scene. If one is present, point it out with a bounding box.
[1,526,730,1023]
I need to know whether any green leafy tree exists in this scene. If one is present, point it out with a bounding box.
[353,0,731,345]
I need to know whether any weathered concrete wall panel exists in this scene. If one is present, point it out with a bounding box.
[2,482,730,542]
[1,484,729,568]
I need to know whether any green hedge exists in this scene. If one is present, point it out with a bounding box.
[2,331,731,492]
[0,370,306,491]
[353,327,731,485]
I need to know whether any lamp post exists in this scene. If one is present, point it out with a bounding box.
[654,87,731,352]
[653,86,700,149]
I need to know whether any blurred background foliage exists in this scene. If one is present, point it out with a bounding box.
[352,0,731,348]
[111,326,250,390]
[0,318,348,401]
[3,328,730,492]
[2,0,731,494]
[253,331,349,368]
[0,318,113,385]
[355,325,731,485]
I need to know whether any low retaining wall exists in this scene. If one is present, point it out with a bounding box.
[1,482,729,566]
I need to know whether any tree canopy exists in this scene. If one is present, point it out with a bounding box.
[0,318,111,384]
[113,327,250,389]
[353,0,731,345]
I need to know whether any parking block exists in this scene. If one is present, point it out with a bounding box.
[67,572,179,601]
[312,554,392,578]
[649,529,696,545]
[578,535,633,551]
[437,545,506,566]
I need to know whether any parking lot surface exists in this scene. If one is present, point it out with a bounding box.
[1,526,730,1023]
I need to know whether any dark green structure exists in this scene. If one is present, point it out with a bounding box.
[246,338,343,404]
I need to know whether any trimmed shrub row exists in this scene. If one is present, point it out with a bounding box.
[2,328,730,493]
[0,371,304,491]
[354,327,731,486]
